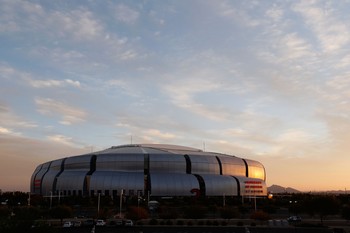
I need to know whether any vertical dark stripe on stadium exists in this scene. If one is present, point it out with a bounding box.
[144,153,151,196]
[184,154,191,174]
[84,155,96,196]
[53,158,66,195]
[215,156,223,175]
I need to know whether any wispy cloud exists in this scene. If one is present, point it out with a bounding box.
[35,97,87,125]
[114,4,140,24]
[27,77,80,88]
[293,1,350,53]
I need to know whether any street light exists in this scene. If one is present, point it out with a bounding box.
[119,189,124,218]
[95,192,102,218]
[49,191,53,209]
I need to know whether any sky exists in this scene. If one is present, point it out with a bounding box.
[1,0,350,193]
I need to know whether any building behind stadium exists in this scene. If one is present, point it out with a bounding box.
[30,144,267,198]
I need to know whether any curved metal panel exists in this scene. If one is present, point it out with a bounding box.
[30,164,43,194]
[150,173,199,196]
[90,171,144,196]
[189,155,220,174]
[96,154,144,172]
[64,155,91,170]
[55,171,86,193]
[218,156,246,176]
[41,159,63,195]
[245,159,266,180]
[200,175,238,196]
[32,162,51,195]
[149,154,186,173]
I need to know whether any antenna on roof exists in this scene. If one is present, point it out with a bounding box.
[130,135,133,144]
[203,142,205,151]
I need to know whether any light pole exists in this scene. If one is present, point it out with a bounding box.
[119,189,124,218]
[49,191,53,209]
[97,193,101,218]
[58,190,61,204]
[27,192,30,206]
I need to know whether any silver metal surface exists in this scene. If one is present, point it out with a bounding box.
[201,175,238,196]
[150,173,199,196]
[31,144,267,197]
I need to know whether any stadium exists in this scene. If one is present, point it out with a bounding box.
[30,144,267,198]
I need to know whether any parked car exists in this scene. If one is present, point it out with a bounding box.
[83,219,94,226]
[73,221,81,227]
[96,219,106,226]
[124,219,133,227]
[287,216,301,222]
[63,221,73,228]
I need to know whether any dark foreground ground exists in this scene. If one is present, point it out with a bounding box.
[58,226,340,233]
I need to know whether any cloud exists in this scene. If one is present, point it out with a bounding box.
[28,78,81,88]
[216,1,261,27]
[47,134,75,146]
[35,97,87,125]
[137,129,178,144]
[114,4,140,24]
[293,1,350,53]
[0,103,37,134]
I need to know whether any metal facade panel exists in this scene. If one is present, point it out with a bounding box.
[149,154,186,173]
[189,154,220,174]
[200,175,238,196]
[30,164,43,194]
[150,173,199,196]
[32,162,51,194]
[55,171,86,193]
[64,155,91,170]
[41,159,63,195]
[96,154,144,171]
[245,159,266,180]
[101,146,143,154]
[90,171,144,195]
[219,156,246,176]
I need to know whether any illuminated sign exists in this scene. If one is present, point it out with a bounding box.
[34,179,41,187]
[244,180,263,194]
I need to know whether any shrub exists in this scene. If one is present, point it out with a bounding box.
[166,220,173,225]
[149,218,158,225]
[176,220,184,225]
[237,221,244,226]
[250,211,270,221]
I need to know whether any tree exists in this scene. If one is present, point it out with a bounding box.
[308,195,340,224]
[49,205,72,225]
[342,205,350,221]
[125,206,149,220]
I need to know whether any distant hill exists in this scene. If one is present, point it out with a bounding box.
[268,184,301,193]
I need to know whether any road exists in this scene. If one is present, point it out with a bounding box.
[58,226,337,233]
